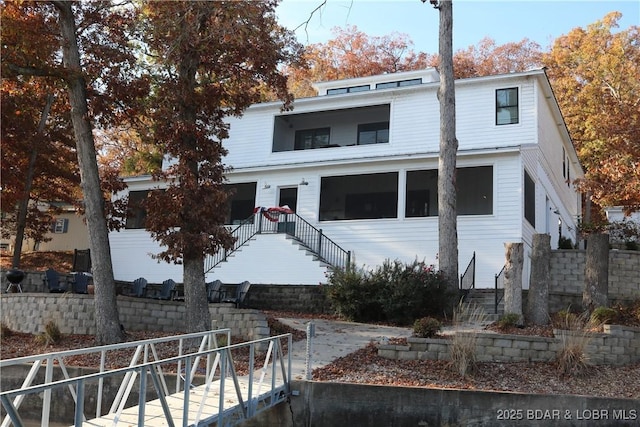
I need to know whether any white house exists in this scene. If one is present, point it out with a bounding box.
[109,68,583,288]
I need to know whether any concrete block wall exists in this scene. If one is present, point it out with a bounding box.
[245,284,331,313]
[379,325,640,366]
[0,293,269,341]
[549,249,640,301]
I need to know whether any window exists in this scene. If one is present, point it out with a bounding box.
[375,78,422,89]
[52,218,69,234]
[225,182,257,224]
[327,85,370,95]
[405,166,493,217]
[496,88,519,125]
[294,128,330,150]
[524,170,536,227]
[320,173,398,220]
[357,122,389,145]
[125,191,149,229]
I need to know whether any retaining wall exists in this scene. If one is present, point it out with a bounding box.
[0,293,269,341]
[378,324,640,366]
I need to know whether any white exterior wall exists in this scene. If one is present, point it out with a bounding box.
[113,69,583,289]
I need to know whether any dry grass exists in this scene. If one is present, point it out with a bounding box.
[554,310,603,377]
[449,300,488,377]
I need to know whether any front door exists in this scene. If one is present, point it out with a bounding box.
[278,187,298,212]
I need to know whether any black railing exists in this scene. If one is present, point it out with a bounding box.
[494,264,506,314]
[204,212,351,273]
[459,251,476,291]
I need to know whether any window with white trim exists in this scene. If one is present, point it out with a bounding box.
[496,88,519,125]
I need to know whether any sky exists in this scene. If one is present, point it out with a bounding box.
[276,0,640,54]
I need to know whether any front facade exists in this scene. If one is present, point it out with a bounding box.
[110,68,583,287]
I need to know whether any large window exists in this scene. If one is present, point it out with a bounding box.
[357,122,389,145]
[320,173,398,221]
[406,166,493,216]
[496,88,519,125]
[294,128,330,150]
[524,170,536,227]
[225,182,257,224]
[125,190,149,229]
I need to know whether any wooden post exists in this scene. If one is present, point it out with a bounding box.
[503,242,523,323]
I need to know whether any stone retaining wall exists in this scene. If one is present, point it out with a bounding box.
[0,293,269,341]
[378,325,640,366]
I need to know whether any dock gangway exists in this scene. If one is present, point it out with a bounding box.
[0,329,292,426]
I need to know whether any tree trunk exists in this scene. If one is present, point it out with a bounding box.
[12,94,54,268]
[184,257,211,333]
[437,0,459,296]
[55,2,124,344]
[583,232,609,311]
[526,234,550,325]
[503,242,523,323]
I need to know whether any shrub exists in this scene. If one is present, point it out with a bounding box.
[496,313,521,330]
[558,235,574,249]
[551,308,582,330]
[324,259,455,325]
[0,322,13,339]
[413,317,442,338]
[590,306,618,324]
[35,320,62,346]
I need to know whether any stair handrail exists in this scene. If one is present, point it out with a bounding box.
[204,211,351,273]
[494,264,506,314]
[204,216,259,273]
[459,251,476,291]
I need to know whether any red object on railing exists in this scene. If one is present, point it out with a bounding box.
[253,206,294,222]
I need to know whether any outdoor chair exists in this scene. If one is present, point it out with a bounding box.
[222,280,251,308]
[206,280,223,303]
[43,268,67,293]
[151,279,176,300]
[123,277,147,297]
[70,272,90,294]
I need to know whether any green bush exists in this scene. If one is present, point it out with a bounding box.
[413,317,442,338]
[325,259,455,325]
[590,306,618,324]
[497,312,521,330]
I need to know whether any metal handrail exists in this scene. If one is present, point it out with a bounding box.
[459,251,476,290]
[205,211,351,273]
[494,264,506,314]
[0,331,292,427]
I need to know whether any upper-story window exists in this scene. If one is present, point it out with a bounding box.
[294,128,331,150]
[357,122,389,145]
[496,87,519,125]
[125,190,149,229]
[376,78,422,89]
[327,85,370,95]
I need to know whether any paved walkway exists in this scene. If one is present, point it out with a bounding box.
[276,317,413,380]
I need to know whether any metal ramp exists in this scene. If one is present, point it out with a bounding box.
[0,330,292,426]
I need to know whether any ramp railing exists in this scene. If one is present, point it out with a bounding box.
[0,330,292,426]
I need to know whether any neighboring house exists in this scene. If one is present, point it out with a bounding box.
[110,68,583,287]
[2,202,89,253]
[605,206,640,248]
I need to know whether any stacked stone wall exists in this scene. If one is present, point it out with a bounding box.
[379,324,640,366]
[0,293,269,341]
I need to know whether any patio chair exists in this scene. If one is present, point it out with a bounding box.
[123,277,147,297]
[206,280,223,303]
[151,279,176,300]
[222,281,251,308]
[70,273,90,294]
[43,268,67,293]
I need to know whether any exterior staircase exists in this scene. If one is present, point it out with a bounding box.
[463,288,504,322]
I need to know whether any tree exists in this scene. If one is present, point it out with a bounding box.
[526,234,551,325]
[452,36,542,79]
[583,233,609,311]
[284,25,434,97]
[141,1,303,333]
[543,12,640,215]
[1,78,80,260]
[2,1,148,344]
